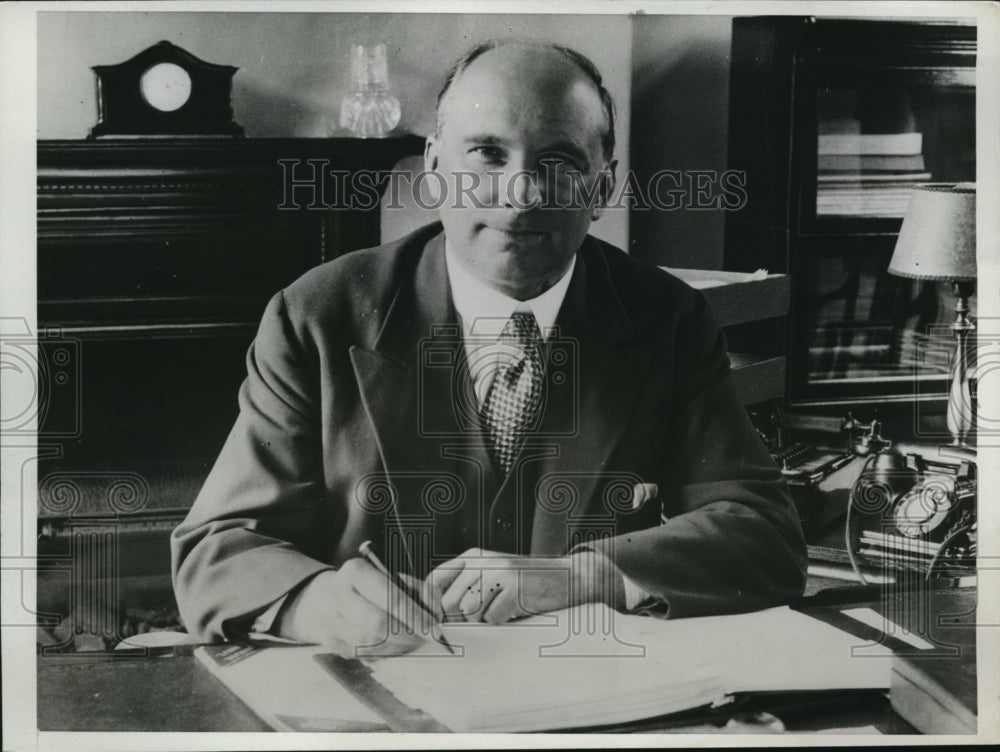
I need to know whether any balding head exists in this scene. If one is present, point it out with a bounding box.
[435,41,616,163]
[423,40,618,300]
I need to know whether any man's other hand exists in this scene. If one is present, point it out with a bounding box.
[273,559,443,655]
[424,548,623,623]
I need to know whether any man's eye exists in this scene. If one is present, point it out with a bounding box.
[471,146,505,163]
[540,154,582,171]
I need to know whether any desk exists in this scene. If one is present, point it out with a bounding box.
[37,585,974,734]
[38,649,268,732]
[37,649,913,734]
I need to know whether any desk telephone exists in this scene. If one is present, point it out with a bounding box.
[769,414,977,577]
[846,421,975,579]
[849,441,976,572]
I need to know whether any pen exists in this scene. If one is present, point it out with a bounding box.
[358,540,454,654]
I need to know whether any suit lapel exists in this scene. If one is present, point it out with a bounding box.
[350,231,455,469]
[525,241,657,555]
[350,233,497,568]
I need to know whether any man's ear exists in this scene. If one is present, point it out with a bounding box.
[591,159,618,221]
[423,136,442,205]
[424,135,439,173]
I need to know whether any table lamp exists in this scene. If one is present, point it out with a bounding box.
[888,183,977,446]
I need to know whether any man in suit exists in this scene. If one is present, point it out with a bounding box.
[172,40,807,655]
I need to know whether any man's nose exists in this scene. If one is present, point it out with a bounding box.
[499,167,542,211]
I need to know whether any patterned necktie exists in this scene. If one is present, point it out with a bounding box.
[481,311,544,476]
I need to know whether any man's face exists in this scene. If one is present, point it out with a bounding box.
[425,46,616,300]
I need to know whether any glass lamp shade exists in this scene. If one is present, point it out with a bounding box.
[339,43,401,138]
[888,183,976,281]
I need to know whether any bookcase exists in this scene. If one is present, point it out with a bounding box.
[724,17,976,426]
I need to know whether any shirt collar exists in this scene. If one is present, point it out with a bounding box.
[444,240,576,341]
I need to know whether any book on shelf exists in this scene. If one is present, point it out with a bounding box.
[807,343,891,359]
[815,165,928,216]
[810,321,895,341]
[817,198,919,205]
[817,208,913,217]
[817,172,931,183]
[817,209,914,217]
[818,153,926,172]
[817,196,916,206]
[817,188,924,197]
[195,603,895,733]
[818,132,924,156]
[817,201,917,218]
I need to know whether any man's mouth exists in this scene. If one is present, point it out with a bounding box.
[484,225,548,239]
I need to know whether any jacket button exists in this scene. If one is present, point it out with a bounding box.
[495,514,513,532]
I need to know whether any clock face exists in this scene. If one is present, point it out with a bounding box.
[90,41,244,137]
[139,62,192,112]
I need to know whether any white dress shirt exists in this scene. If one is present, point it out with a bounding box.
[444,241,574,406]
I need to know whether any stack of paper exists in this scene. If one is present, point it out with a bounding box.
[196,603,895,733]
[368,604,894,732]
[661,267,770,290]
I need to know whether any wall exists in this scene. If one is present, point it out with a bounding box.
[630,15,732,269]
[36,10,631,249]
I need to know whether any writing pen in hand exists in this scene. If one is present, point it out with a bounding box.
[358,540,454,654]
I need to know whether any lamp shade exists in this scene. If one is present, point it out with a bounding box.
[888,183,976,281]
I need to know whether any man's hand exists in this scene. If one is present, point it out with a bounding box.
[424,548,624,624]
[273,559,444,656]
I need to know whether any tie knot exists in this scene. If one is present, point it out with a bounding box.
[501,310,541,348]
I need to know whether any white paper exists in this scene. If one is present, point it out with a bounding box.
[368,604,893,732]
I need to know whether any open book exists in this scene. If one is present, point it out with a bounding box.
[196,603,894,733]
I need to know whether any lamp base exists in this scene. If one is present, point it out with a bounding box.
[946,281,975,448]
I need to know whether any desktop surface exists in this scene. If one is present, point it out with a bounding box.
[37,648,914,734]
[38,648,270,732]
[38,584,973,735]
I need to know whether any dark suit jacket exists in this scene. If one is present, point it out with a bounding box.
[171,223,807,640]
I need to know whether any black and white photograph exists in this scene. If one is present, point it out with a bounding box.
[1,0,998,748]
